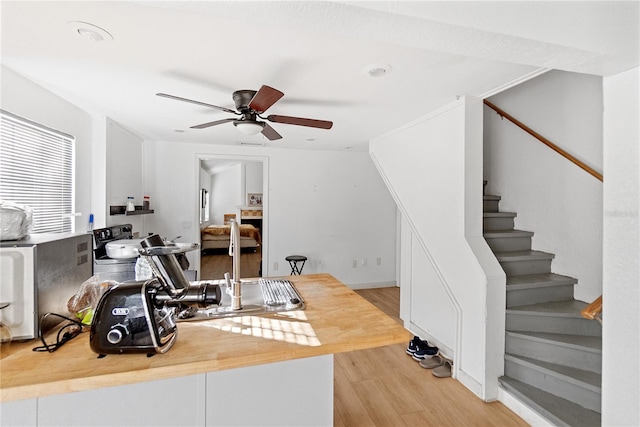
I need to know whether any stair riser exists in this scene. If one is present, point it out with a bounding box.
[505,359,601,413]
[483,200,500,213]
[486,236,532,252]
[507,284,574,307]
[484,217,515,231]
[506,336,602,374]
[500,259,552,276]
[506,313,602,337]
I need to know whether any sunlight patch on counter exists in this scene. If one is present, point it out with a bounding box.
[206,311,321,346]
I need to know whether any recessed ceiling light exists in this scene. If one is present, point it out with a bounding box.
[174,129,185,133]
[363,64,392,78]
[68,21,113,42]
[306,138,316,142]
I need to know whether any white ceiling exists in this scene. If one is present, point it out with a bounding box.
[1,1,637,151]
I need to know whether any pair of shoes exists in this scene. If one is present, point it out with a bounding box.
[411,341,438,361]
[406,336,439,361]
[433,359,452,378]
[419,355,444,369]
[419,355,452,378]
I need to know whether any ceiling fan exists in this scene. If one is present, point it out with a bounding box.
[157,85,333,141]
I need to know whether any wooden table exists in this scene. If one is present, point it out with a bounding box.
[1,274,410,426]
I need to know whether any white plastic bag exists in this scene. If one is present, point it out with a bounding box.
[0,200,33,240]
[67,275,118,325]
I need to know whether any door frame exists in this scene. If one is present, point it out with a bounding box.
[195,153,269,279]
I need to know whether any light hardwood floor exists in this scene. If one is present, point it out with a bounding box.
[200,248,262,280]
[336,287,528,427]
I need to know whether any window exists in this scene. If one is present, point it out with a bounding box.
[200,188,210,223]
[0,110,75,233]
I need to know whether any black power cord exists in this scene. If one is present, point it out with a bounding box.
[32,313,85,353]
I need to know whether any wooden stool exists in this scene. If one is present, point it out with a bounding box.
[285,255,307,275]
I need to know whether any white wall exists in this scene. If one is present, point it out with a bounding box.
[105,119,153,235]
[602,67,639,427]
[144,141,397,288]
[244,162,263,197]
[484,70,603,303]
[371,98,497,399]
[210,164,242,225]
[0,66,93,233]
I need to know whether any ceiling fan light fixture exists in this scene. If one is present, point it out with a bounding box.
[234,121,264,135]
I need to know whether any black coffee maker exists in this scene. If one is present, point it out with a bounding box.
[90,235,220,356]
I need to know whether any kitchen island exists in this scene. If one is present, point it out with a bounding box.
[1,273,410,426]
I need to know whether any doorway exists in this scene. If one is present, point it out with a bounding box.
[197,155,268,280]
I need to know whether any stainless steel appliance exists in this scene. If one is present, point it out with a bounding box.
[90,235,220,356]
[0,233,93,339]
[92,224,138,282]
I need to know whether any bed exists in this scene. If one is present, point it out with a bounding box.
[200,223,261,252]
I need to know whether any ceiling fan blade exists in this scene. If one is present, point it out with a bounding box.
[267,115,333,130]
[248,85,284,114]
[190,118,236,129]
[261,123,282,141]
[157,93,237,114]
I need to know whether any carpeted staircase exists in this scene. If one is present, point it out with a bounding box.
[483,194,602,426]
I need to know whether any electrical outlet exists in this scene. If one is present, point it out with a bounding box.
[273,261,278,271]
[352,260,357,268]
[377,257,382,265]
[361,258,367,266]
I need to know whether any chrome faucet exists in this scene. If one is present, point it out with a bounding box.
[225,219,242,310]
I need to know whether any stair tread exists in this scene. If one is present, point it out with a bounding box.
[507,273,577,289]
[495,250,555,261]
[506,299,589,317]
[484,229,534,238]
[484,211,516,218]
[499,376,601,426]
[506,330,602,353]
[505,353,601,389]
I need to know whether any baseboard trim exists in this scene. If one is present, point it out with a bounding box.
[457,369,483,398]
[348,281,397,290]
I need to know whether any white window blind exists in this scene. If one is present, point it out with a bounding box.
[0,110,75,233]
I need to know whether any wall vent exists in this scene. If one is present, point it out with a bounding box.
[237,141,265,147]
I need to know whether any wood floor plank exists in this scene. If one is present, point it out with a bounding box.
[200,248,262,280]
[334,360,377,427]
[333,287,528,427]
[351,378,408,427]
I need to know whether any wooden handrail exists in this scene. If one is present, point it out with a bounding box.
[483,100,603,182]
[581,295,602,324]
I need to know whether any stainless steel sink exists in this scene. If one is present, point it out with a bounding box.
[176,278,305,321]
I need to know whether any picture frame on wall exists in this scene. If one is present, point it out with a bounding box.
[248,193,262,206]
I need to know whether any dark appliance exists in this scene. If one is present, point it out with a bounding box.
[90,235,220,356]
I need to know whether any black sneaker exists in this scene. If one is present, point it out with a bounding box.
[406,336,421,355]
[411,341,439,361]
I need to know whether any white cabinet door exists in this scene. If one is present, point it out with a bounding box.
[206,355,333,427]
[37,374,206,426]
[1,398,37,426]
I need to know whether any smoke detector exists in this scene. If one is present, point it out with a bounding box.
[68,21,113,42]
[363,64,392,78]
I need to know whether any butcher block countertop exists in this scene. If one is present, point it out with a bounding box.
[1,273,410,402]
